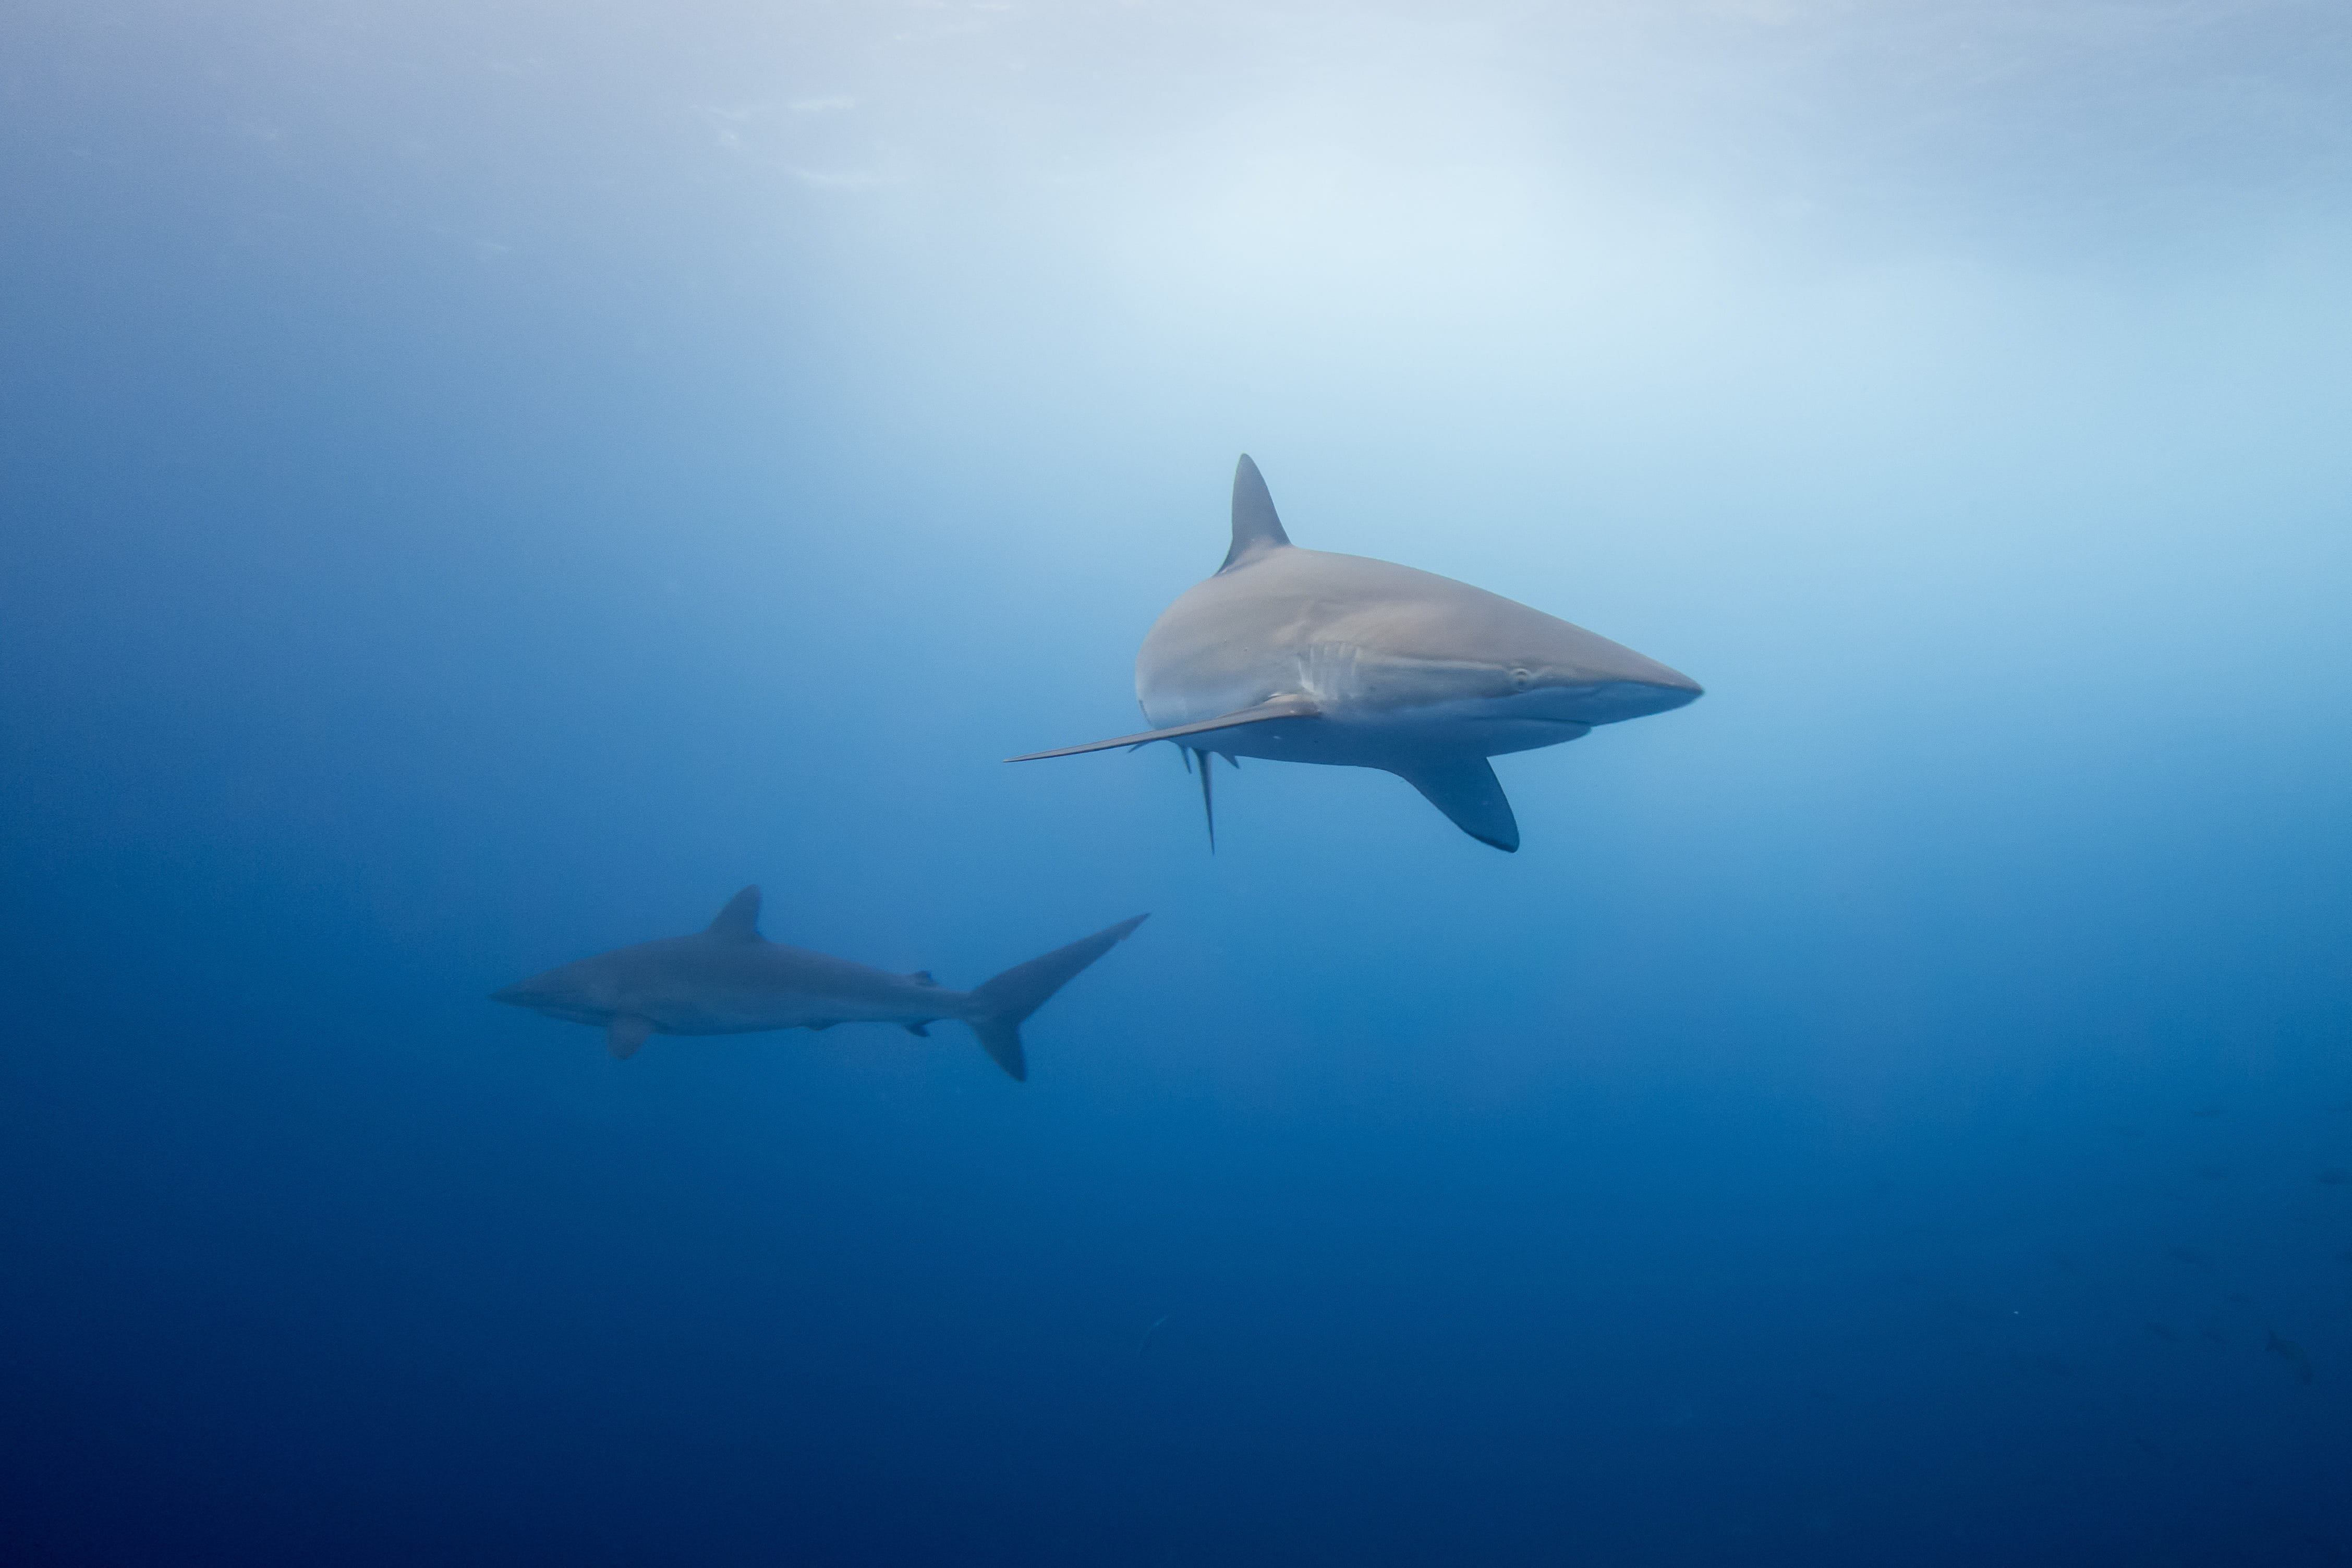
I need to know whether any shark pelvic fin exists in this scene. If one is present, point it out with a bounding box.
[906,969,936,985]
[1387,757,1522,853]
[607,1015,654,1059]
[904,1022,931,1037]
[1197,748,1216,852]
[1004,696,1320,762]
[707,885,763,942]
[1221,454,1291,572]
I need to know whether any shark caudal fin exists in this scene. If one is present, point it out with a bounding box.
[963,915,1148,1081]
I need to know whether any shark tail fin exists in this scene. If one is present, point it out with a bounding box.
[963,915,1149,1081]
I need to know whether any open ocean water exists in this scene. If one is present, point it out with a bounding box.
[5,4,2351,1564]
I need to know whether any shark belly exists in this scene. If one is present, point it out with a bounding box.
[622,951,951,1037]
[1202,703,1595,766]
[625,973,945,1034]
[643,989,945,1036]
[1141,674,1618,767]
[631,989,832,1036]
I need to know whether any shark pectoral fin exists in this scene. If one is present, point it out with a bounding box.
[1388,757,1521,853]
[904,1022,931,1038]
[606,1015,654,1059]
[1005,696,1321,762]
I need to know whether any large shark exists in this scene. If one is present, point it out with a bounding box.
[491,887,1146,1081]
[1010,456,1701,851]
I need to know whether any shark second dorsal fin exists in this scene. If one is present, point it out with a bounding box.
[707,885,763,942]
[1220,454,1291,573]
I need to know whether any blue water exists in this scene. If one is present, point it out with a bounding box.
[6,5,2351,1564]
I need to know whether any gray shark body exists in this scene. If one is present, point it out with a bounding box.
[1011,456,1701,850]
[492,887,1145,1080]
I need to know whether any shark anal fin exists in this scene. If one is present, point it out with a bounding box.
[607,1015,654,1059]
[707,886,763,942]
[906,969,936,986]
[1388,757,1521,853]
[904,1022,931,1038]
[1005,696,1320,763]
[808,1020,838,1032]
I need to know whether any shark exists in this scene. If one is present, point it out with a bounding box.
[1009,455,1702,851]
[490,887,1146,1081]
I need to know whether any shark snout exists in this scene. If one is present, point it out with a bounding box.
[1615,663,1703,716]
[489,977,614,1028]
[489,979,564,1012]
[1621,680,1702,720]
[1529,644,1701,723]
[490,971,579,1012]
[1536,672,1701,725]
[490,956,624,1027]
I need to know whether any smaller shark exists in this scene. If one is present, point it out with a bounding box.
[491,888,1146,1081]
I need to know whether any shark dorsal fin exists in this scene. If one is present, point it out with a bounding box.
[706,885,763,942]
[1220,454,1291,572]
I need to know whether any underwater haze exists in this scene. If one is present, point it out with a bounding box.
[6,2,2352,1563]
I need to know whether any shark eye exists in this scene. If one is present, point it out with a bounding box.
[1510,667,1532,689]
